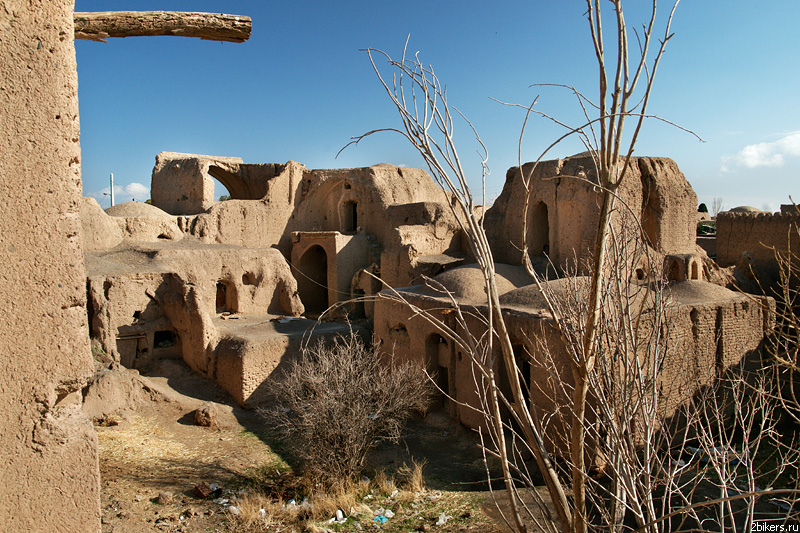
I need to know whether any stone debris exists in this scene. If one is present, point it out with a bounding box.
[193,402,219,428]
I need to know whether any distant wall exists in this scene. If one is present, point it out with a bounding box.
[0,2,100,530]
[716,211,800,282]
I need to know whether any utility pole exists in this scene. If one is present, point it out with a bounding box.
[109,173,115,206]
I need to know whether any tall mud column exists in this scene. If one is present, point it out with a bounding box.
[0,1,100,531]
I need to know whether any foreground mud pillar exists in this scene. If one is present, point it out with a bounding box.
[0,2,100,531]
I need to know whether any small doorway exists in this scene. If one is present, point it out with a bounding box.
[296,245,329,314]
[341,201,358,233]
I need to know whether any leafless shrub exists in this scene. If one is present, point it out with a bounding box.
[260,332,431,487]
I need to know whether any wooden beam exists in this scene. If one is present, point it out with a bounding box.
[74,11,252,43]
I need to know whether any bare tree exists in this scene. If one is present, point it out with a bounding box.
[712,197,725,217]
[345,1,799,532]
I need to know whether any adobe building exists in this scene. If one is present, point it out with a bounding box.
[0,2,101,530]
[485,154,701,277]
[373,154,774,448]
[82,153,471,407]
[82,148,776,457]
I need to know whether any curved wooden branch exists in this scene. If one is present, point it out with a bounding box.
[74,11,252,43]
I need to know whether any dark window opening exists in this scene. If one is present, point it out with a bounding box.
[216,281,228,312]
[668,260,680,281]
[242,272,256,286]
[132,310,141,320]
[527,201,549,256]
[342,201,358,233]
[157,233,171,240]
[691,262,699,280]
[154,330,176,348]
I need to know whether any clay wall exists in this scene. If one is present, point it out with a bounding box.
[86,245,304,375]
[485,155,698,273]
[0,2,100,530]
[291,232,371,313]
[373,280,772,457]
[150,152,244,215]
[182,161,306,252]
[716,211,800,283]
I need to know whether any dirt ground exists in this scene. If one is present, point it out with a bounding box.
[94,358,516,532]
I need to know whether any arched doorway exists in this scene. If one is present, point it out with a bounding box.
[426,333,450,409]
[296,245,329,314]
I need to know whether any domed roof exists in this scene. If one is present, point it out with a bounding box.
[729,206,763,213]
[105,201,171,218]
[415,263,532,303]
[667,280,740,304]
[499,276,591,309]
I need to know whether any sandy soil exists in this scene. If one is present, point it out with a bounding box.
[94,358,510,533]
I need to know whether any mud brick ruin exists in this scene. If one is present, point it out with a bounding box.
[1,4,795,531]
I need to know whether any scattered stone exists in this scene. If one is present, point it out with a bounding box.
[183,507,199,517]
[193,402,220,428]
[156,491,173,505]
[193,482,213,499]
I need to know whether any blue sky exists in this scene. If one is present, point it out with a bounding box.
[76,1,799,212]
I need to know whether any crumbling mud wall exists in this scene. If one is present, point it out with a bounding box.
[0,2,100,530]
[716,210,800,285]
[485,155,698,273]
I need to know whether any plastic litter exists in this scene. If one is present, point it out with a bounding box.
[384,509,395,518]
[435,512,452,526]
[259,509,266,518]
[228,506,240,516]
[327,509,347,524]
[373,515,388,524]
[374,507,386,516]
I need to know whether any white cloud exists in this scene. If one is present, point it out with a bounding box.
[124,182,150,199]
[722,131,800,171]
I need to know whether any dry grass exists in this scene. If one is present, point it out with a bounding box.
[226,494,288,532]
[226,460,503,533]
[397,458,427,493]
[372,468,397,496]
